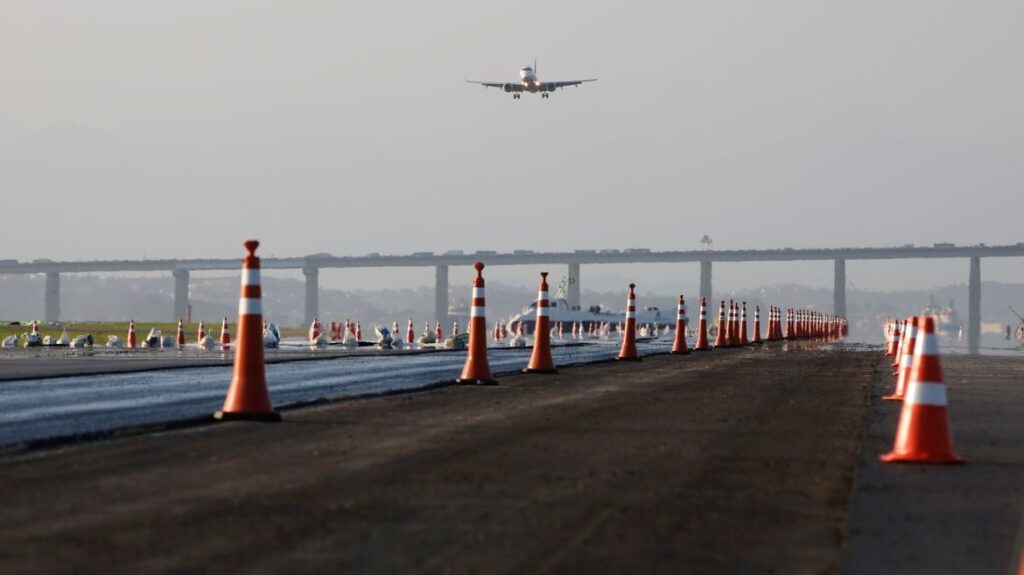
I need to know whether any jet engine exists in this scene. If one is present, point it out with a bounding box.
[503,83,515,93]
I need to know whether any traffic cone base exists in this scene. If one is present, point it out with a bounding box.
[523,367,559,374]
[214,410,282,422]
[879,406,962,464]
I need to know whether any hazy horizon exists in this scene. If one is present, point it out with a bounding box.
[3,1,1022,293]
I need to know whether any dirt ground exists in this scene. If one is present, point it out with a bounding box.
[0,345,1020,574]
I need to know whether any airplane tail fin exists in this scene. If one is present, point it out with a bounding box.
[534,58,538,77]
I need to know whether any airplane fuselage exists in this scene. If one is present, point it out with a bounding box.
[519,66,543,92]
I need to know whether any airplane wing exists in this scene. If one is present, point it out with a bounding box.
[545,79,598,90]
[465,78,523,91]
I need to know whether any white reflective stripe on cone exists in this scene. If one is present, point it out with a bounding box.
[537,307,550,317]
[472,287,485,298]
[905,382,948,406]
[470,306,485,317]
[538,291,549,301]
[919,335,939,355]
[239,298,262,315]
[241,268,261,286]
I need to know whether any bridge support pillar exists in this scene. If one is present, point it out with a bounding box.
[700,261,713,306]
[968,256,981,354]
[833,259,847,317]
[435,265,449,328]
[44,272,61,322]
[567,262,581,310]
[172,269,189,321]
[304,266,319,326]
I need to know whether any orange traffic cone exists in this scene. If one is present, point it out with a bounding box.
[176,319,185,349]
[892,319,908,367]
[407,318,415,344]
[452,320,459,337]
[721,303,730,347]
[127,320,137,349]
[617,283,640,361]
[739,302,749,345]
[734,303,742,344]
[524,272,557,373]
[885,317,918,401]
[885,321,899,356]
[435,321,443,342]
[693,297,711,351]
[713,300,727,348]
[214,240,280,421]
[457,262,496,384]
[880,316,962,464]
[751,305,763,344]
[31,320,39,336]
[672,295,689,354]
[219,317,231,351]
[197,320,206,344]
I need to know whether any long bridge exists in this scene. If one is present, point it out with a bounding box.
[3,243,1023,353]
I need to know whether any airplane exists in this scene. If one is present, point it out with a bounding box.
[466,60,597,99]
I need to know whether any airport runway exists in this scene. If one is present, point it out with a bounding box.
[0,345,1020,573]
[0,339,671,447]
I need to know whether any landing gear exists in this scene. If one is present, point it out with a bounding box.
[541,93,550,99]
[512,93,521,100]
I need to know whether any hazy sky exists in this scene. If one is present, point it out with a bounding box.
[2,1,1022,293]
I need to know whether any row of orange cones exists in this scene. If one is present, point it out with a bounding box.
[119,318,234,350]
[670,296,848,354]
[879,315,962,464]
[213,241,852,421]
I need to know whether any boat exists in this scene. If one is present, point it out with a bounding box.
[923,296,963,338]
[505,277,669,331]
[1010,307,1024,344]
